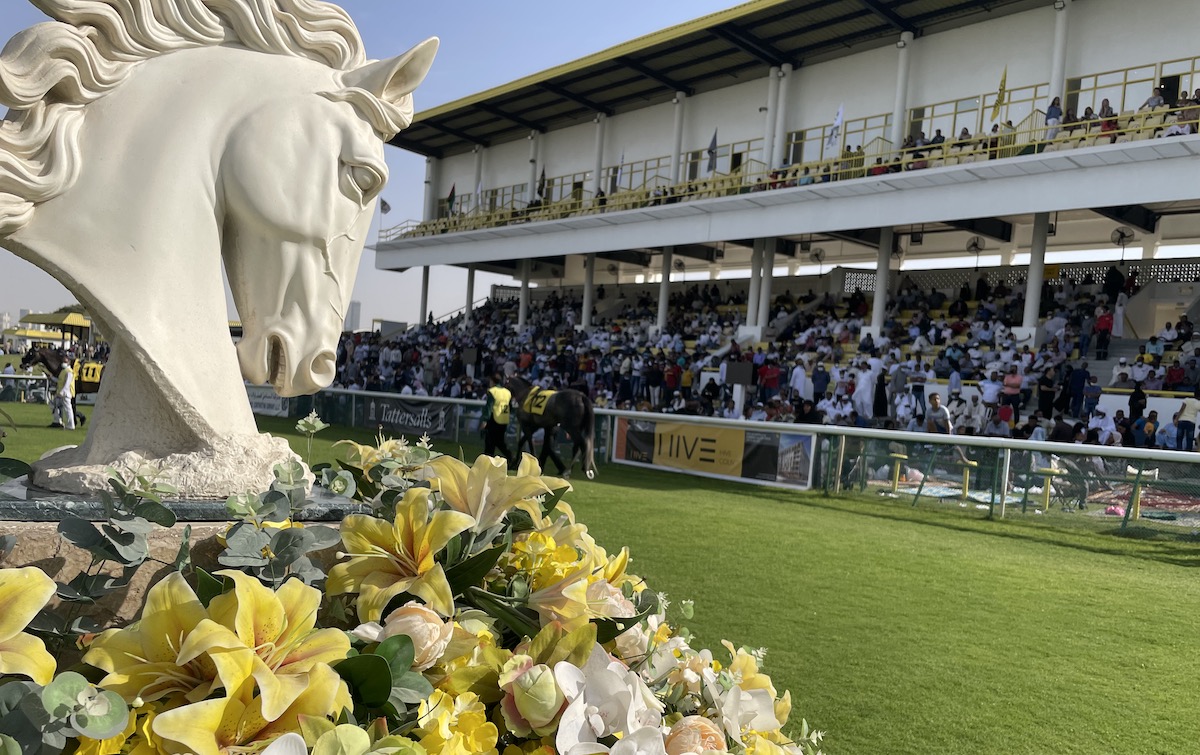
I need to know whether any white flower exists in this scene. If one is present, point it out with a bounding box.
[350,601,453,671]
[718,685,780,747]
[554,644,665,755]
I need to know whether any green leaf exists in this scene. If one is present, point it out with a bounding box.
[334,654,392,708]
[594,601,657,644]
[42,671,90,719]
[134,500,177,528]
[57,519,109,558]
[174,525,193,572]
[0,733,22,755]
[466,586,540,639]
[195,569,227,607]
[377,635,416,673]
[71,690,129,740]
[0,458,32,484]
[269,528,315,568]
[541,486,570,517]
[303,526,341,552]
[445,538,508,595]
[389,671,434,706]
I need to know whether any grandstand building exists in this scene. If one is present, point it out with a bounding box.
[376,0,1200,347]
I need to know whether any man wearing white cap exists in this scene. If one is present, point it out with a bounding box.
[1089,408,1117,445]
[1111,358,1128,386]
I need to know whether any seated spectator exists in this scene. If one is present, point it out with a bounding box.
[1164,360,1186,391]
[797,167,815,186]
[1139,87,1165,111]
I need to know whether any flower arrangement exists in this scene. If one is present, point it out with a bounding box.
[0,435,824,755]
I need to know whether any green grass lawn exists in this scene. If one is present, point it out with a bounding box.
[4,403,1200,753]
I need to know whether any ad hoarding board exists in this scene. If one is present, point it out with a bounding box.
[612,417,815,490]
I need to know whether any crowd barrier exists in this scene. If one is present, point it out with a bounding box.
[249,386,1200,531]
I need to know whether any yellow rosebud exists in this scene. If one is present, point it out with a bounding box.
[498,656,565,738]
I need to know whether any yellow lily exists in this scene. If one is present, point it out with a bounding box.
[429,454,568,532]
[177,572,351,721]
[0,566,58,684]
[151,663,350,755]
[328,487,474,621]
[84,573,246,707]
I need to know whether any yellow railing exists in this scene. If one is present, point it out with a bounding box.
[386,104,1200,241]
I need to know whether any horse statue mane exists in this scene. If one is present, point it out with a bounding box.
[0,0,437,496]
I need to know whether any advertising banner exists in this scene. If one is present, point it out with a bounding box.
[246,385,289,417]
[363,395,450,437]
[612,417,816,490]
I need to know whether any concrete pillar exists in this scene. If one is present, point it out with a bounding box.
[592,115,606,196]
[771,64,794,168]
[527,131,539,202]
[464,265,476,325]
[581,255,595,328]
[472,146,484,212]
[670,92,687,184]
[419,266,430,325]
[518,260,531,330]
[1048,1,1071,107]
[657,248,673,333]
[757,239,777,329]
[1141,230,1161,260]
[871,228,894,333]
[746,239,764,326]
[762,66,781,166]
[1023,212,1050,330]
[889,31,915,152]
[422,157,438,221]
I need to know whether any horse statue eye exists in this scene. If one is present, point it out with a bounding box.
[349,164,381,197]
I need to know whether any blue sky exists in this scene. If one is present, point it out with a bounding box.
[0,0,740,328]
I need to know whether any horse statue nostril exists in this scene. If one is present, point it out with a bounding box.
[310,350,337,381]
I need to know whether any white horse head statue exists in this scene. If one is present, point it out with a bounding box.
[0,0,436,496]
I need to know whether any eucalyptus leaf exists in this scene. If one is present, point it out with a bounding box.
[41,671,90,720]
[334,654,392,708]
[376,634,416,673]
[70,690,128,740]
[269,528,315,568]
[133,499,177,528]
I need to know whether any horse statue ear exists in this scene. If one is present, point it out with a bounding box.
[341,37,439,105]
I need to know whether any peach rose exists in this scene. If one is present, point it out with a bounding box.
[665,716,727,755]
[350,601,453,671]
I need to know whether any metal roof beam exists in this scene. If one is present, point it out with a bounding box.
[538,82,614,117]
[1094,205,1160,235]
[856,0,918,34]
[596,250,652,268]
[475,103,546,134]
[386,134,441,158]
[710,23,792,67]
[615,56,695,96]
[825,228,882,249]
[667,244,716,262]
[946,217,1013,243]
[423,120,489,147]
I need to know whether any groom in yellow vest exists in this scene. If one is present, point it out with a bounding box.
[482,375,513,468]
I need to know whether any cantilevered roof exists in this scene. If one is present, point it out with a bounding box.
[392,0,1042,158]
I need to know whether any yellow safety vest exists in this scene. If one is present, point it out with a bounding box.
[488,386,512,424]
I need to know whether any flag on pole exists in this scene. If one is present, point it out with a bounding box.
[446,183,456,213]
[991,66,1007,122]
[705,128,718,173]
[825,104,844,152]
[537,168,547,198]
[379,199,392,214]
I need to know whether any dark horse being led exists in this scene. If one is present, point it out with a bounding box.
[506,376,597,480]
